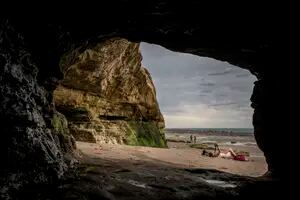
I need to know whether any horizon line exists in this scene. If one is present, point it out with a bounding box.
[165,127,253,129]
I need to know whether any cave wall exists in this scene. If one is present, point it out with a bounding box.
[53,38,166,147]
[0,21,76,198]
[1,1,294,197]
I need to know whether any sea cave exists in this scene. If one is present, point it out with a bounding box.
[1,2,295,199]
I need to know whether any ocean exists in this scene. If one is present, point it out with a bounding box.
[165,128,256,147]
[166,128,253,135]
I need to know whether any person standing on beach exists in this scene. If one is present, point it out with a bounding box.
[190,135,193,143]
[193,135,197,143]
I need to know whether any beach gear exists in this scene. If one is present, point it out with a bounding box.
[233,155,247,161]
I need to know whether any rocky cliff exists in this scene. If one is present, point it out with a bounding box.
[54,38,166,147]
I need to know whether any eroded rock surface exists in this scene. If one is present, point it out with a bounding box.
[0,21,76,199]
[54,38,166,147]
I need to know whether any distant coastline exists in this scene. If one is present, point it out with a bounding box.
[165,128,254,136]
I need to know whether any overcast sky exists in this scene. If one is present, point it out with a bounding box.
[140,42,257,128]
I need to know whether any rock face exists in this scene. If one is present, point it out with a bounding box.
[0,21,76,198]
[54,38,166,147]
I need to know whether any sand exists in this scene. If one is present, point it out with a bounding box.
[77,140,267,177]
[14,142,272,199]
[41,141,269,199]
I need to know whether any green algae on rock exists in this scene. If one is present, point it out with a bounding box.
[52,111,70,135]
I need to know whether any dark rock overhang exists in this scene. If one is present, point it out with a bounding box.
[4,1,295,81]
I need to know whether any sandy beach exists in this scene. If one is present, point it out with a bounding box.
[48,141,269,199]
[77,139,267,177]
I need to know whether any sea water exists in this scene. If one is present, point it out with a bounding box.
[165,128,256,147]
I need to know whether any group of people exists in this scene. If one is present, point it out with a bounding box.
[202,144,248,161]
[188,135,248,161]
[190,135,197,143]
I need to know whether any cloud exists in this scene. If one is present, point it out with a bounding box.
[201,89,213,94]
[163,103,253,128]
[140,42,170,59]
[228,85,250,92]
[140,42,256,128]
[207,68,234,76]
[209,102,237,107]
[236,73,250,78]
[199,82,215,87]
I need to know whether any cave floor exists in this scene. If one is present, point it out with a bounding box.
[60,146,248,199]
[21,142,284,200]
[57,142,273,200]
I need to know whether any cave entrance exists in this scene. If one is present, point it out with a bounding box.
[139,42,267,177]
[52,38,267,198]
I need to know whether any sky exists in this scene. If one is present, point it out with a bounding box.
[140,42,257,128]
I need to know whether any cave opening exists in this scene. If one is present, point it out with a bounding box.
[1,6,294,198]
[48,37,268,199]
[1,24,290,199]
[140,42,267,177]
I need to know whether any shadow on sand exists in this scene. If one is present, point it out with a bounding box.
[13,151,292,200]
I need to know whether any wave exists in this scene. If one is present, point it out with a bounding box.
[200,140,217,144]
[222,141,257,146]
[166,128,254,135]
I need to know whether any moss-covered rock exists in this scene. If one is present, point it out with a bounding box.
[124,121,167,148]
[51,111,77,160]
[52,111,70,135]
